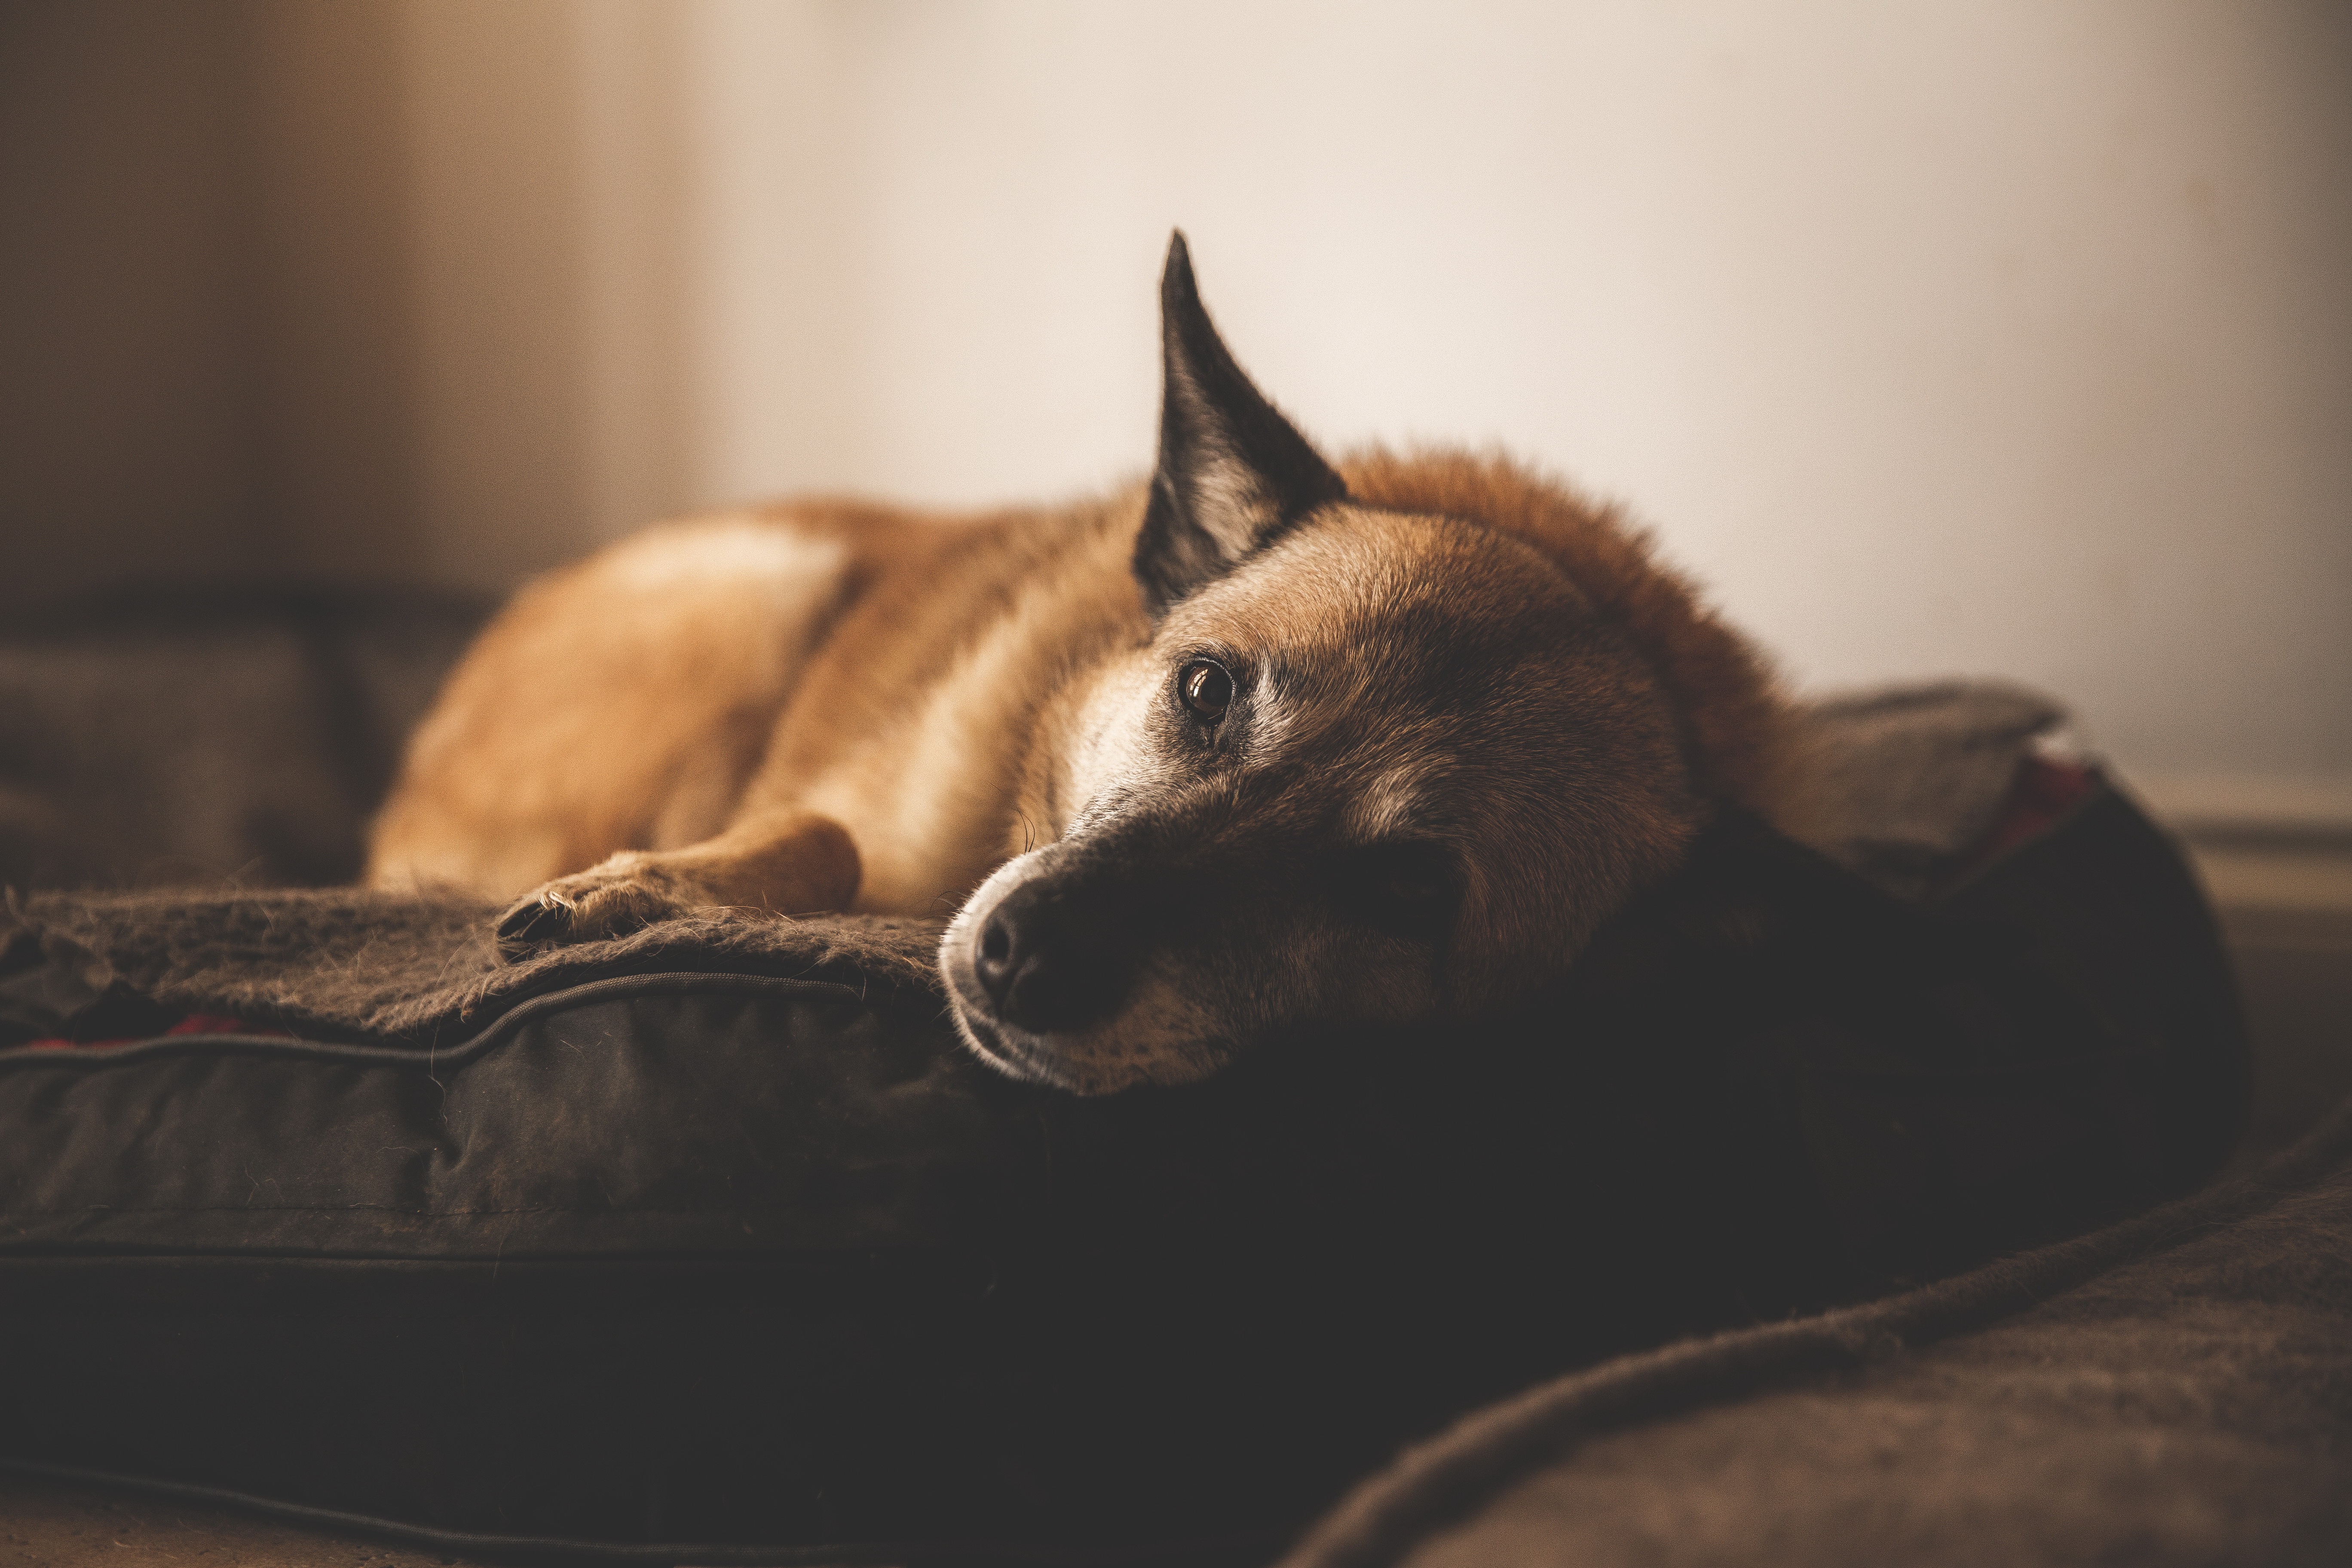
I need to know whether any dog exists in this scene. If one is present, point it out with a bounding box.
[366,233,1808,1094]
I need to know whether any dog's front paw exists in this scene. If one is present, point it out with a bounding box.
[495,856,690,963]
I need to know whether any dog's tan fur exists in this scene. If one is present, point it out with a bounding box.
[369,239,1804,1093]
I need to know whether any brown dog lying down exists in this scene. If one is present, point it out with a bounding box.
[367,234,1819,1094]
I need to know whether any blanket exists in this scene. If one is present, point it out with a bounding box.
[1285,1088,2352,1568]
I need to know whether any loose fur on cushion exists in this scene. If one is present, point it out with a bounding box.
[1283,1091,2352,1568]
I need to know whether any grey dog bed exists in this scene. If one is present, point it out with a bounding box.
[0,596,2300,1563]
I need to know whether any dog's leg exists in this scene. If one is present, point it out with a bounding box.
[493,809,861,961]
[367,515,857,900]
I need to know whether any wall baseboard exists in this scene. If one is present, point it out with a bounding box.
[2186,848,2352,922]
[2116,772,2352,923]
[2117,774,2352,1151]
[2126,773,2352,846]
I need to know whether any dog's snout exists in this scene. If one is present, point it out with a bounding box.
[971,906,1025,1007]
[971,882,1128,1035]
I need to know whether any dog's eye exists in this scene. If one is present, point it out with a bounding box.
[1179,658,1233,722]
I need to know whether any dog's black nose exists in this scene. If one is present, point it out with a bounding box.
[972,883,1129,1035]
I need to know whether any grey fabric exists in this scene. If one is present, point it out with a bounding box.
[1281,1090,2352,1568]
[0,593,485,891]
[1778,681,2067,895]
[2,885,943,1041]
[0,791,2252,1560]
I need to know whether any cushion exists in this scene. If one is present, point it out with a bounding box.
[0,761,2247,1562]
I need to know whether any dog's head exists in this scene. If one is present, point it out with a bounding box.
[943,235,1756,1093]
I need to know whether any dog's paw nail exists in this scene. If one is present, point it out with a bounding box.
[493,896,572,964]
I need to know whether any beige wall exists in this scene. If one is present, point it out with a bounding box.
[240,0,422,582]
[2,0,271,597]
[678,0,2352,803]
[3,0,2346,813]
[1,0,640,598]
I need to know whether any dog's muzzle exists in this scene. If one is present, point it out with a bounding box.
[967,875,1136,1035]
[945,846,1148,1067]
[940,848,1161,1089]
[941,839,1253,1094]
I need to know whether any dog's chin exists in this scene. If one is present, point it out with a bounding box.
[944,1003,1058,1087]
[942,985,1241,1097]
[937,931,1237,1097]
[948,1009,1079,1091]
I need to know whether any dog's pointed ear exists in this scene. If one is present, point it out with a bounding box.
[1133,232,1347,617]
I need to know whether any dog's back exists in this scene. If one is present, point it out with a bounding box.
[366,493,1137,907]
